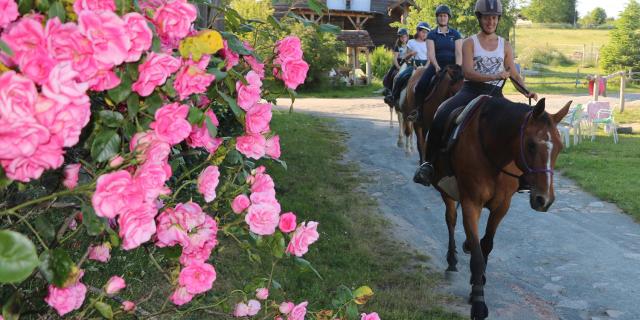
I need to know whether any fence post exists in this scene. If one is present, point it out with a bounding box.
[365,49,372,85]
[582,44,586,67]
[593,74,599,101]
[620,71,626,113]
[575,68,579,88]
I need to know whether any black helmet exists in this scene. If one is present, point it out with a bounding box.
[474,0,502,16]
[397,28,408,36]
[416,22,431,32]
[435,4,452,18]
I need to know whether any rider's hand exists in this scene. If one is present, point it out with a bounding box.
[435,65,441,72]
[496,71,510,80]
[526,91,538,101]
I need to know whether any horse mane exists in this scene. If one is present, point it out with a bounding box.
[481,97,552,138]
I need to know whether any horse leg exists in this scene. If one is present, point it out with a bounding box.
[442,194,458,272]
[482,202,509,265]
[415,126,425,164]
[389,107,394,127]
[405,121,413,155]
[396,111,404,148]
[461,201,489,319]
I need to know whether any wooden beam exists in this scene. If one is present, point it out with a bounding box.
[352,47,358,85]
[359,17,370,28]
[347,16,357,29]
[366,50,372,85]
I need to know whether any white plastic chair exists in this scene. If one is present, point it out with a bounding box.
[557,104,585,148]
[586,101,618,143]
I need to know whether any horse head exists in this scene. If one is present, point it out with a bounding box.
[518,98,571,212]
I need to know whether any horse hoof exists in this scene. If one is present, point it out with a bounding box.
[470,301,489,320]
[446,265,458,272]
[462,241,471,254]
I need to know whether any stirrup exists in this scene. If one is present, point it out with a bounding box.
[413,162,434,186]
[407,109,418,121]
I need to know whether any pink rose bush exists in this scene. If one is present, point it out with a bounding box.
[361,312,381,320]
[0,2,380,318]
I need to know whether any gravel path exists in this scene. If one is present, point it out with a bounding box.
[276,95,640,320]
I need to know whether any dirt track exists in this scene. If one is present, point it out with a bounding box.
[276,95,640,320]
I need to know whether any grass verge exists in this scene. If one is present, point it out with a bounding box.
[556,133,640,221]
[297,79,383,99]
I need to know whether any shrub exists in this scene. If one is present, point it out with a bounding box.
[519,47,574,67]
[371,46,394,79]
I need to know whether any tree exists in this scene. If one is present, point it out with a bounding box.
[580,7,607,27]
[600,0,640,72]
[522,0,577,24]
[230,0,274,21]
[399,0,516,39]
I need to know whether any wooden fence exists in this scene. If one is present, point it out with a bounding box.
[591,70,640,113]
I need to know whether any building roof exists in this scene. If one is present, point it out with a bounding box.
[274,0,411,15]
[337,30,375,48]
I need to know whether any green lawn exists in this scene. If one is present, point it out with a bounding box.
[13,112,462,319]
[512,27,610,58]
[557,133,640,221]
[297,79,383,98]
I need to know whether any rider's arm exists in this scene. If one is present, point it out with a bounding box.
[427,39,439,70]
[393,50,401,68]
[462,38,507,83]
[454,39,463,66]
[504,41,538,100]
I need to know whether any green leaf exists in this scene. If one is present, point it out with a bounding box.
[34,216,55,243]
[144,93,163,115]
[122,121,136,141]
[107,75,132,104]
[307,0,326,15]
[91,130,121,162]
[224,149,242,165]
[220,32,251,55]
[319,23,341,34]
[99,110,124,128]
[39,248,74,287]
[82,204,104,236]
[205,115,218,138]
[18,0,34,15]
[47,1,65,22]
[151,35,161,53]
[267,15,284,31]
[0,231,38,283]
[94,301,114,319]
[36,0,49,12]
[2,291,21,320]
[127,94,140,119]
[271,279,282,290]
[0,40,13,58]
[0,167,13,190]
[217,90,243,118]
[208,67,227,81]
[114,0,131,15]
[161,78,176,97]
[345,302,359,320]
[188,106,205,125]
[336,284,354,303]
[294,257,323,280]
[271,232,285,259]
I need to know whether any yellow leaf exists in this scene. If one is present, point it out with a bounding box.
[178,29,224,62]
[353,285,374,305]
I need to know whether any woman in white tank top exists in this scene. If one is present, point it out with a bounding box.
[414,0,538,187]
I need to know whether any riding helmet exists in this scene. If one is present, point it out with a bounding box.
[397,28,409,36]
[435,4,452,17]
[416,21,431,32]
[474,0,502,16]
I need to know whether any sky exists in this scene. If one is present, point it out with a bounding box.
[576,0,629,18]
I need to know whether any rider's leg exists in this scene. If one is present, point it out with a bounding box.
[392,67,413,103]
[413,89,477,186]
[412,65,437,120]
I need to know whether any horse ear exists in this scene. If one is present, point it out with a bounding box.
[533,98,546,117]
[551,100,572,124]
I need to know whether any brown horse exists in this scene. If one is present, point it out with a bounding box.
[432,97,571,319]
[408,65,464,164]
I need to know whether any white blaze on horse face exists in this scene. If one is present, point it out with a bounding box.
[545,132,553,191]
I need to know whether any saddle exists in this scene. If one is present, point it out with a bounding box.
[435,95,491,200]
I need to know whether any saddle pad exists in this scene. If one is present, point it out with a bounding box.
[455,95,490,125]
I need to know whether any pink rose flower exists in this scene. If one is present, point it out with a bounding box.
[118,204,157,250]
[178,261,216,294]
[41,61,89,112]
[1,136,65,182]
[109,155,124,168]
[73,0,115,14]
[279,212,297,233]
[44,276,87,316]
[150,102,191,145]
[174,56,215,99]
[244,54,264,79]
[222,40,239,70]
[186,110,222,153]
[63,163,81,190]
[247,299,261,316]
[286,221,319,257]
[255,288,269,300]
[179,216,218,265]
[156,202,205,247]
[288,301,308,320]
[234,302,249,317]
[236,134,266,160]
[153,0,197,46]
[276,58,309,90]
[276,36,303,61]
[236,70,262,111]
[245,203,280,235]
[123,12,153,62]
[0,119,49,160]
[0,0,19,29]
[0,16,45,65]
[132,52,181,96]
[251,172,275,195]
[88,243,111,262]
[197,165,220,203]
[122,301,136,312]
[134,162,171,202]
[231,194,250,214]
[88,68,121,91]
[18,47,56,85]
[0,70,37,121]
[44,18,99,84]
[92,170,143,219]
[78,10,131,67]
[249,192,279,212]
[245,103,272,134]
[105,276,126,295]
[170,286,193,305]
[279,301,294,314]
[361,312,381,320]
[265,135,281,159]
